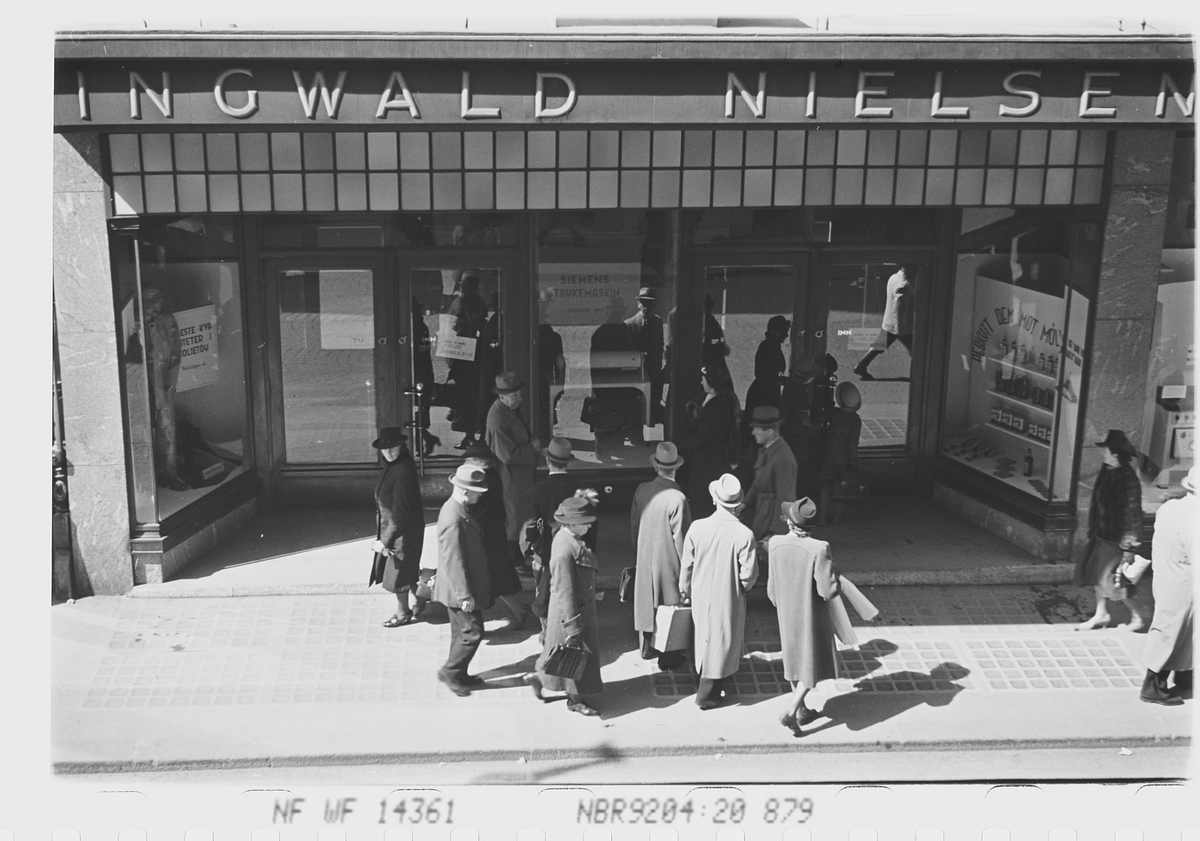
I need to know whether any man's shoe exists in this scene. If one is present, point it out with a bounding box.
[1140,669,1182,705]
[437,672,471,697]
[1141,691,1184,706]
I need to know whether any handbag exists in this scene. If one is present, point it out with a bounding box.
[368,550,389,587]
[542,639,589,682]
[833,469,868,502]
[618,567,636,602]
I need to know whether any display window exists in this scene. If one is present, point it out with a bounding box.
[534,210,676,468]
[113,215,251,524]
[942,211,1099,501]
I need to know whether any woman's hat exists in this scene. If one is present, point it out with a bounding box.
[1181,465,1199,494]
[636,287,657,302]
[749,405,783,429]
[792,354,820,381]
[449,464,489,493]
[835,381,862,412]
[782,497,818,526]
[462,441,495,463]
[767,315,791,334]
[545,437,573,465]
[1096,429,1136,458]
[650,441,684,469]
[708,473,744,508]
[493,372,525,393]
[554,495,598,525]
[372,426,408,449]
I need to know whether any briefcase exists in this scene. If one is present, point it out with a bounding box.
[653,604,693,652]
[542,639,589,682]
[618,567,636,602]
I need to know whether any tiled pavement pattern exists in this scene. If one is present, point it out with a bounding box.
[859,417,907,448]
[79,585,1144,710]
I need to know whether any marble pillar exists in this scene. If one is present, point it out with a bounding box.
[54,133,134,596]
[1072,130,1175,560]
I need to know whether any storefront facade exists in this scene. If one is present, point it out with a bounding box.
[52,26,1195,594]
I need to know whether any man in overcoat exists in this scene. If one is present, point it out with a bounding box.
[485,371,542,571]
[680,473,758,709]
[1124,465,1195,705]
[742,405,799,555]
[433,464,493,697]
[624,287,665,425]
[631,442,692,670]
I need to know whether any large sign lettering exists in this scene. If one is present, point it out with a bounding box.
[55,62,1194,128]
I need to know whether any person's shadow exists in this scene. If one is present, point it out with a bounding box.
[803,660,970,737]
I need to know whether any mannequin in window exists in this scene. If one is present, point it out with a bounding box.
[448,269,487,450]
[142,285,187,491]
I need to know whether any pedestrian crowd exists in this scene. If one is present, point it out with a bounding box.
[369,369,1194,729]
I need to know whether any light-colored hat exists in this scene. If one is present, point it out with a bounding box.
[449,464,489,493]
[835,381,862,412]
[782,497,818,526]
[792,354,820,381]
[708,473,744,508]
[749,405,783,429]
[554,496,598,525]
[1182,465,1199,494]
[493,372,525,393]
[651,442,684,469]
[545,437,573,465]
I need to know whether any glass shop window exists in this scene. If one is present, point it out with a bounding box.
[535,210,677,469]
[942,211,1098,502]
[114,216,250,524]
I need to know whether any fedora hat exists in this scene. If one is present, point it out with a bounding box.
[835,381,862,412]
[782,497,818,526]
[708,473,744,508]
[493,371,525,393]
[1095,429,1136,457]
[635,287,657,302]
[792,354,820,381]
[545,437,573,465]
[750,405,783,429]
[372,426,408,449]
[1182,465,1199,494]
[554,495,598,525]
[449,464,489,493]
[650,441,684,469]
[462,441,495,463]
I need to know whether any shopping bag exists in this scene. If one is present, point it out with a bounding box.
[653,604,693,652]
[542,639,589,682]
[618,567,636,603]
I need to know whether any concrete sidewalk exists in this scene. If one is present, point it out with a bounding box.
[52,582,1192,778]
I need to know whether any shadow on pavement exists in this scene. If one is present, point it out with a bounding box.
[469,742,627,783]
[804,661,970,737]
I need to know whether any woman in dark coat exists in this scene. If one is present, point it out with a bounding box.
[1075,429,1149,631]
[744,315,790,425]
[370,427,424,627]
[818,382,863,526]
[463,442,533,631]
[676,365,740,519]
[529,496,603,716]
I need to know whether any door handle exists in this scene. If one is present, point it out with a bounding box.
[815,330,824,338]
[397,336,407,345]
[378,337,387,345]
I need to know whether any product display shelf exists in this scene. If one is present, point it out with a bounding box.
[987,389,1055,416]
[941,429,1052,501]
[990,355,1059,381]
[988,421,1051,448]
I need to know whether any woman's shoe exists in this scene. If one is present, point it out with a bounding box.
[1075,615,1111,631]
[525,673,547,702]
[567,699,599,716]
[412,599,428,619]
[779,711,802,736]
[797,704,821,725]
[422,432,441,457]
[382,613,414,628]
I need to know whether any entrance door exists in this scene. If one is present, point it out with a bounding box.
[813,253,932,454]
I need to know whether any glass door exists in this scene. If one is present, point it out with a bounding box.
[264,256,394,472]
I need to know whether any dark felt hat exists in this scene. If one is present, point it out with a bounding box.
[749,405,784,428]
[782,497,818,526]
[767,315,791,334]
[1096,429,1136,459]
[636,287,657,301]
[835,381,862,412]
[493,371,525,393]
[650,442,684,469]
[545,437,573,464]
[372,426,408,449]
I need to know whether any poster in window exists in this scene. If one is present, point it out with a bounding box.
[318,270,375,350]
[174,304,219,393]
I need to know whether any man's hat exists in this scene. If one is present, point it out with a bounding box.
[493,372,525,393]
[460,269,481,284]
[554,496,598,525]
[545,437,573,465]
[792,354,820,381]
[835,381,862,412]
[708,473,744,508]
[372,426,408,449]
[1095,429,1136,459]
[1181,465,1199,494]
[650,441,684,469]
[782,497,818,526]
[749,405,783,429]
[767,315,791,334]
[636,287,657,302]
[462,441,495,463]
[449,464,489,493]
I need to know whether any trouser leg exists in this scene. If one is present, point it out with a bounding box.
[442,608,484,682]
[1173,670,1192,691]
[696,676,725,706]
[640,632,657,660]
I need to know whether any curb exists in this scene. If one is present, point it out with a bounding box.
[53,734,1190,775]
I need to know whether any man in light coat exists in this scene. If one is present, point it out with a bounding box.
[680,473,758,710]
[1123,465,1195,705]
[485,371,542,571]
[631,442,692,670]
[742,405,799,556]
[433,464,493,697]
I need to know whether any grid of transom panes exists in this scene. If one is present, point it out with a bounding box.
[107,128,1108,216]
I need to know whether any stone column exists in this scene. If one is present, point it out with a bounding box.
[54,133,134,595]
[1072,129,1175,558]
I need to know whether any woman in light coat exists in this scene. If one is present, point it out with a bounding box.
[529,496,604,716]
